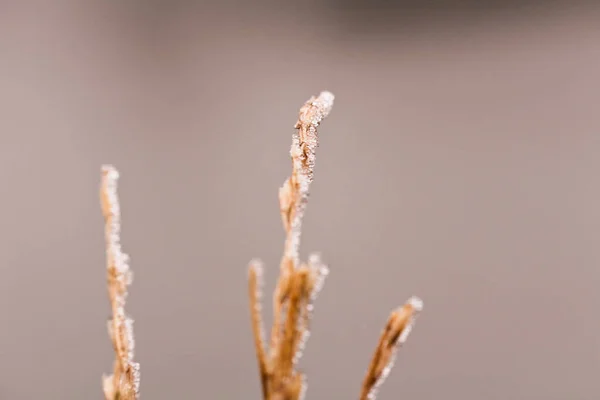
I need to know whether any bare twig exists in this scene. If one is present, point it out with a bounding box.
[359,296,423,400]
[100,165,140,400]
[248,91,334,400]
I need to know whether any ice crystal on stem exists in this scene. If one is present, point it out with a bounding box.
[359,297,423,400]
[248,91,334,400]
[248,91,423,400]
[100,165,140,400]
[280,91,334,264]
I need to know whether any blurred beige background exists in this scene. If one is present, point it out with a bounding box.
[0,0,599,399]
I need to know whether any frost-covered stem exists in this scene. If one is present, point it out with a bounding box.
[279,91,334,265]
[359,297,423,400]
[248,92,334,400]
[248,260,269,398]
[100,165,140,400]
[271,91,334,355]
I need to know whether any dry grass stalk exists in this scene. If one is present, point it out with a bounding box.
[248,91,334,400]
[248,91,423,400]
[100,165,140,400]
[359,297,423,400]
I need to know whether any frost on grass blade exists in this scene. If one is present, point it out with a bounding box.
[307,253,329,303]
[292,252,330,366]
[100,165,140,399]
[361,297,423,400]
[282,91,335,264]
[249,91,335,400]
[248,259,268,374]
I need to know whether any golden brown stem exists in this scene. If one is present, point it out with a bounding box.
[269,256,293,361]
[248,260,270,398]
[270,92,334,361]
[248,92,334,400]
[100,166,140,400]
[359,297,423,400]
[277,268,309,377]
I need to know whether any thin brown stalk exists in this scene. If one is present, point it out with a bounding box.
[271,91,334,358]
[277,267,309,376]
[359,296,423,400]
[248,91,423,400]
[248,260,270,398]
[248,91,334,400]
[100,165,140,400]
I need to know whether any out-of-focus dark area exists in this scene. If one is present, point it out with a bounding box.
[1,0,599,398]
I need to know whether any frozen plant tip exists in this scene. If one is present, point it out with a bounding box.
[100,165,140,400]
[247,91,423,400]
[359,296,423,400]
[248,91,334,400]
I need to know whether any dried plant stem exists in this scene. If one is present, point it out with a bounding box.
[248,91,423,400]
[100,165,140,400]
[248,92,334,400]
[359,297,423,400]
[248,260,269,398]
